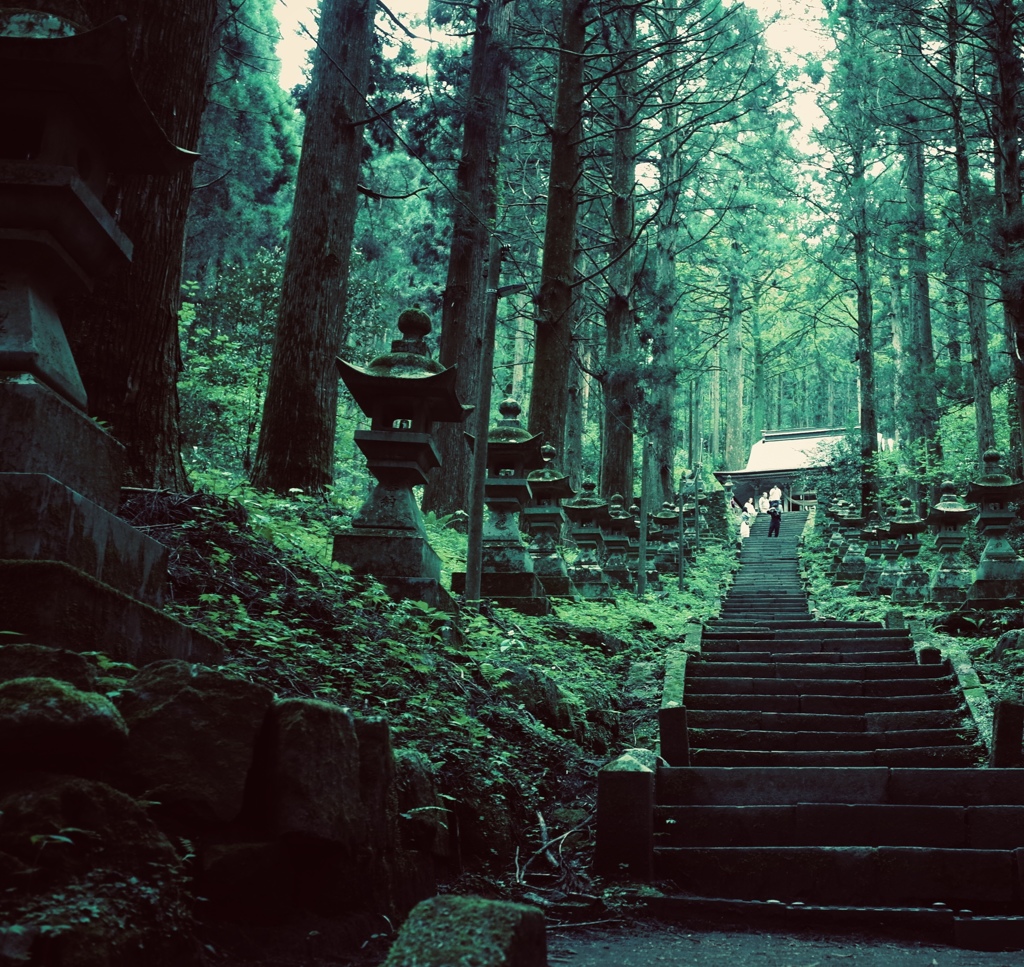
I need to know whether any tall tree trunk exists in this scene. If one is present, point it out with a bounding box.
[422,0,517,514]
[251,0,374,492]
[948,0,996,468]
[59,0,225,489]
[646,0,684,507]
[527,0,584,465]
[723,267,744,469]
[985,0,1024,476]
[598,0,638,500]
[854,142,878,511]
[888,236,906,446]
[901,18,941,468]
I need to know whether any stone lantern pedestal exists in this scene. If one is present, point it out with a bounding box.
[964,450,1024,608]
[451,399,550,614]
[524,445,578,599]
[0,14,218,664]
[926,481,973,607]
[334,307,471,610]
[564,481,613,600]
[602,495,636,590]
[889,497,929,606]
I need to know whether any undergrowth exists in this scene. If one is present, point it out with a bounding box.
[120,483,735,890]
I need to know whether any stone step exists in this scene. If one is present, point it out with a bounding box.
[687,747,983,767]
[691,674,957,696]
[688,727,977,752]
[685,708,966,732]
[702,637,913,652]
[653,803,1024,849]
[688,661,941,680]
[638,895,1024,953]
[705,624,896,636]
[684,692,962,714]
[656,767,1024,806]
[703,650,915,664]
[651,845,1021,909]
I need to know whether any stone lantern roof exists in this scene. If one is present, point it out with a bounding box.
[0,13,197,175]
[336,306,472,431]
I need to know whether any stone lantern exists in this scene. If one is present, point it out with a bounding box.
[334,306,472,607]
[652,501,680,577]
[564,480,613,600]
[602,494,636,590]
[523,444,577,599]
[0,14,219,663]
[888,496,929,606]
[925,480,974,607]
[451,397,549,614]
[964,449,1024,608]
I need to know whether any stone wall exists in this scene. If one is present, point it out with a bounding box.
[0,644,452,966]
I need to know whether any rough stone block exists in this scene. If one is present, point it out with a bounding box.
[0,472,168,604]
[595,751,655,878]
[990,700,1024,768]
[966,806,1024,849]
[260,698,365,846]
[658,705,689,767]
[383,895,547,967]
[0,373,124,511]
[116,660,274,823]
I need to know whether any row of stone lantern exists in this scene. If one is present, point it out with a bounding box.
[332,313,719,613]
[819,450,1024,610]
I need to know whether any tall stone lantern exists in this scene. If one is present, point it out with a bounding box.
[926,480,974,607]
[564,480,613,600]
[451,397,549,613]
[0,13,219,663]
[964,449,1024,608]
[334,306,472,608]
[524,444,578,599]
[888,496,929,606]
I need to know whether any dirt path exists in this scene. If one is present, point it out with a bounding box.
[545,921,1022,967]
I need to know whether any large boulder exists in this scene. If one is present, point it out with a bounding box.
[382,895,546,967]
[115,660,274,823]
[0,642,98,690]
[0,775,198,967]
[0,677,127,774]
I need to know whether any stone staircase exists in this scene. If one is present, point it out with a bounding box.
[646,508,1024,949]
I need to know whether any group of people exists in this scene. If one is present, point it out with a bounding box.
[737,484,783,539]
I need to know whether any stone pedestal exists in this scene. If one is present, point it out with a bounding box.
[964,450,1024,609]
[333,308,471,611]
[524,448,578,600]
[451,398,550,614]
[564,481,612,601]
[926,482,973,607]
[0,17,215,663]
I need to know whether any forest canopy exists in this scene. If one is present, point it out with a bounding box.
[162,0,1024,509]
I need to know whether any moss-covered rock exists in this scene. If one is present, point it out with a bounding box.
[0,677,127,773]
[382,895,546,967]
[115,660,274,823]
[0,775,197,966]
[0,642,98,690]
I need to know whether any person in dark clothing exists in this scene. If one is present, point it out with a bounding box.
[767,504,781,537]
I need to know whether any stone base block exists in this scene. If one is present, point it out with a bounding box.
[450,570,551,614]
[333,529,442,584]
[377,577,457,613]
[0,559,222,666]
[536,573,579,599]
[0,472,168,605]
[0,373,124,511]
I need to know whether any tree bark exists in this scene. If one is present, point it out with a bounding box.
[421,0,517,515]
[598,0,638,501]
[527,0,584,468]
[723,267,744,470]
[947,0,995,471]
[983,0,1024,476]
[53,0,226,489]
[251,0,375,492]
